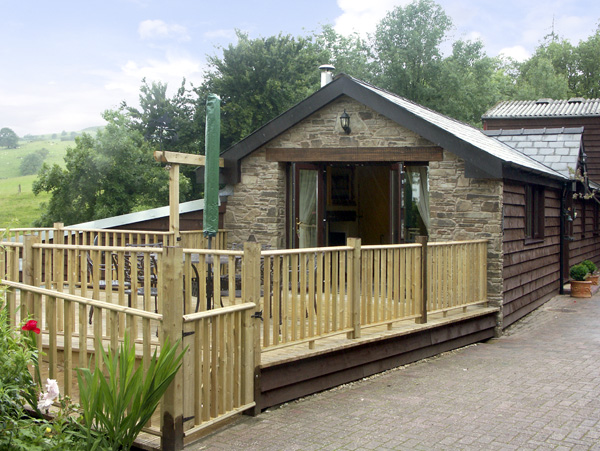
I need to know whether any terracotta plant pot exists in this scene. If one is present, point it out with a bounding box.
[571,280,593,298]
[587,274,599,286]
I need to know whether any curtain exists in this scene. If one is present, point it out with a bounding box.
[407,166,430,233]
[298,170,317,248]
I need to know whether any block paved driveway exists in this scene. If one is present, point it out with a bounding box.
[189,294,600,450]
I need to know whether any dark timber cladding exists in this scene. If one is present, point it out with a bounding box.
[502,181,561,327]
[265,146,444,162]
[569,196,600,268]
[484,117,600,184]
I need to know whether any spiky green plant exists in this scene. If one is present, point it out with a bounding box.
[77,334,185,451]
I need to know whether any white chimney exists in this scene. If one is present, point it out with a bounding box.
[319,64,335,87]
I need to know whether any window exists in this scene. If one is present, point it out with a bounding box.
[525,184,545,241]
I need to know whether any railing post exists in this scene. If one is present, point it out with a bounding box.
[416,235,428,324]
[242,241,262,415]
[161,246,184,451]
[53,223,65,330]
[347,238,362,339]
[22,235,40,319]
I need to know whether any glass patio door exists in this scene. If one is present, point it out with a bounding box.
[293,163,323,248]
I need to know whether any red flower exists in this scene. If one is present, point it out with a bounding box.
[22,320,40,334]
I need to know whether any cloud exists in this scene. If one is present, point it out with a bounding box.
[498,45,530,62]
[334,0,408,36]
[100,52,205,108]
[138,19,190,41]
[0,52,206,136]
[203,28,237,40]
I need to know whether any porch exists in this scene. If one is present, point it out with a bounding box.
[0,225,496,450]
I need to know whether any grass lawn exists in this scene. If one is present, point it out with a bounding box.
[0,175,51,227]
[0,138,71,227]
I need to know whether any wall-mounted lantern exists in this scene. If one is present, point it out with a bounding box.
[340,110,351,134]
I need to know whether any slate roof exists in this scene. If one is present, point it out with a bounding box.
[484,128,583,179]
[221,74,566,182]
[483,99,600,119]
[353,78,566,180]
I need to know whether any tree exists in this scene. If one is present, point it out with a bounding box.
[33,115,191,226]
[316,25,374,82]
[20,149,49,175]
[200,30,328,149]
[434,39,510,125]
[0,127,18,148]
[573,26,600,97]
[373,0,452,104]
[513,56,570,100]
[118,79,202,154]
[116,78,204,195]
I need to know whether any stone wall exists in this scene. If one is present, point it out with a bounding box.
[429,151,504,330]
[222,97,505,333]
[271,96,433,148]
[222,148,287,248]
[223,96,433,247]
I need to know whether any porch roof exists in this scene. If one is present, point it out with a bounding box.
[220,74,566,183]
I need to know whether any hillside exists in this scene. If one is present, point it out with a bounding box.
[0,129,101,227]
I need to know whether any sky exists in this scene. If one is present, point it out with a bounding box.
[2,0,599,137]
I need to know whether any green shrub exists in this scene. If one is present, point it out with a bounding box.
[582,260,597,274]
[0,292,90,450]
[570,264,589,281]
[77,334,185,451]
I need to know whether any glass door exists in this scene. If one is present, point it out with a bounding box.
[389,163,403,243]
[292,163,323,248]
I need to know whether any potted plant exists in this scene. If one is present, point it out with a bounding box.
[570,263,593,298]
[582,260,599,285]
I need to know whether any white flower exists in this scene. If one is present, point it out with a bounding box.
[45,379,59,399]
[37,378,59,412]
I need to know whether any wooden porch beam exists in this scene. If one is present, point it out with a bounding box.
[153,150,224,167]
[265,146,443,162]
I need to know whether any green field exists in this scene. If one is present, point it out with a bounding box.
[0,137,74,227]
[0,175,51,227]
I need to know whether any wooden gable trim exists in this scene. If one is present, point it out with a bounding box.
[265,146,443,162]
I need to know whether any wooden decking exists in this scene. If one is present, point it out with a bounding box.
[2,231,493,449]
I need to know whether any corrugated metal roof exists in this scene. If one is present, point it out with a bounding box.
[483,99,600,119]
[484,128,583,179]
[354,78,566,180]
[69,198,207,230]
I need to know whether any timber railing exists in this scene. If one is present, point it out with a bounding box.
[257,237,489,351]
[0,236,256,449]
[1,231,488,449]
[1,224,229,250]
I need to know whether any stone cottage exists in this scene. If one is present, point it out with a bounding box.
[211,70,594,329]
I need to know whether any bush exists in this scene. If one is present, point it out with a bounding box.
[0,293,89,450]
[582,260,597,274]
[570,264,589,281]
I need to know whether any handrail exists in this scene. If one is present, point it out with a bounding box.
[262,245,353,256]
[427,239,488,246]
[33,243,165,253]
[183,302,256,322]
[362,243,421,250]
[0,279,163,321]
[183,248,243,256]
